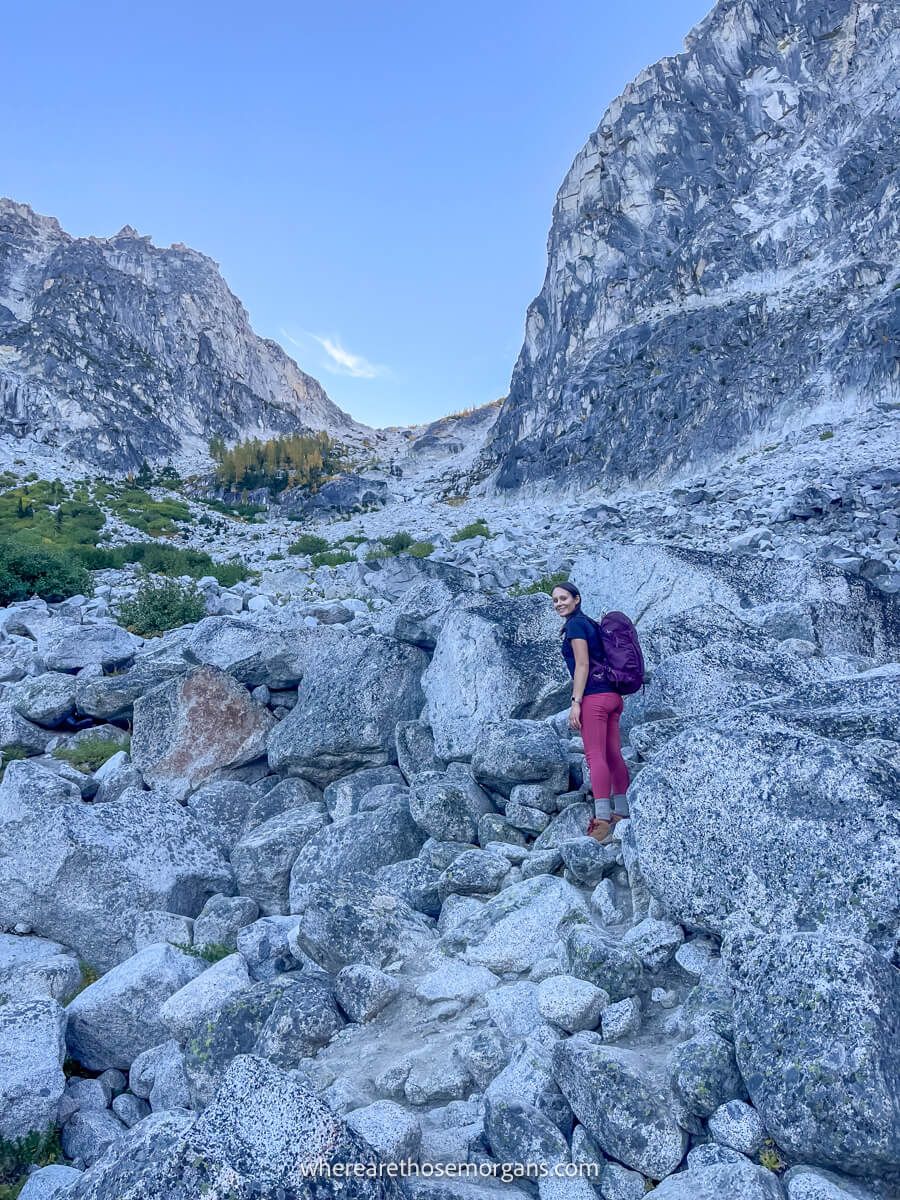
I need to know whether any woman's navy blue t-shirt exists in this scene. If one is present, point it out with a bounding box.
[561,611,614,695]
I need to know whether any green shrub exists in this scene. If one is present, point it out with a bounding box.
[0,1128,63,1198]
[76,542,246,586]
[819,429,834,440]
[288,533,330,556]
[117,578,207,637]
[384,531,414,554]
[173,941,232,964]
[407,541,434,558]
[508,570,568,597]
[199,498,267,520]
[310,549,355,569]
[0,541,93,605]
[451,520,490,542]
[52,736,129,774]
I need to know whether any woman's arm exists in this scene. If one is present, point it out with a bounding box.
[569,637,589,730]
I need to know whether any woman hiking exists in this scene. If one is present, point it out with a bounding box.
[552,582,636,843]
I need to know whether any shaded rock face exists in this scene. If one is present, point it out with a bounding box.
[726,930,900,1179]
[0,200,359,472]
[485,0,900,489]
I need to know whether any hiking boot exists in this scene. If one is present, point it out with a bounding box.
[587,817,615,843]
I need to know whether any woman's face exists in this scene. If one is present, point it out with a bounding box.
[551,587,579,619]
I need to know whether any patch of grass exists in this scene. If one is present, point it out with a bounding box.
[451,519,490,542]
[819,429,834,440]
[117,578,207,637]
[508,571,569,597]
[77,541,246,587]
[288,533,330,556]
[384,531,414,554]
[757,1141,786,1173]
[407,541,434,558]
[337,534,366,546]
[444,495,468,506]
[173,941,232,964]
[0,748,28,781]
[52,736,129,774]
[199,498,267,520]
[0,1128,63,1198]
[310,549,355,569]
[0,540,93,605]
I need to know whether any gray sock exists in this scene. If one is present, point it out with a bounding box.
[613,793,630,817]
[594,798,612,820]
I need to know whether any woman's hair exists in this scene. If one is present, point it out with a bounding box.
[553,581,581,605]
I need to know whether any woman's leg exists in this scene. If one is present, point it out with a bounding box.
[606,694,631,814]
[580,693,614,816]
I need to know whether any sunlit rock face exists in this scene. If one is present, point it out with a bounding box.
[0,199,358,471]
[486,0,900,489]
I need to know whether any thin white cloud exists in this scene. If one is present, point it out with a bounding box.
[281,329,387,380]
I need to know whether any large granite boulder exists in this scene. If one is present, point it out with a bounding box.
[75,653,188,721]
[66,944,204,1069]
[422,595,570,759]
[132,666,274,795]
[0,998,66,1139]
[182,616,308,688]
[553,1035,687,1179]
[65,1055,398,1199]
[726,929,900,1178]
[471,719,569,795]
[630,726,900,953]
[439,875,590,974]
[288,798,426,906]
[268,633,427,785]
[38,623,140,672]
[231,806,328,915]
[650,1159,784,1199]
[0,767,232,970]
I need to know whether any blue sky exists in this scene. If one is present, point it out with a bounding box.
[4,0,711,428]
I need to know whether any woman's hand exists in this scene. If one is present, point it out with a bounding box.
[568,700,582,731]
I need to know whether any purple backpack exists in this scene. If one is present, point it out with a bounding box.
[588,611,645,695]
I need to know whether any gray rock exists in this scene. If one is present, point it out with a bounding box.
[537,974,608,1032]
[185,780,257,852]
[0,704,51,754]
[0,932,82,1002]
[74,655,187,721]
[252,975,344,1069]
[601,997,641,1041]
[69,1053,394,1199]
[132,666,274,795]
[553,1035,687,1178]
[667,1032,744,1118]
[159,953,252,1042]
[335,964,401,1022]
[39,624,138,673]
[288,797,426,906]
[782,1165,884,1200]
[17,1164,83,1200]
[132,911,194,952]
[395,720,443,782]
[345,1099,421,1160]
[65,1075,112,1113]
[232,806,327,915]
[567,927,645,1001]
[727,929,900,1175]
[182,616,308,687]
[438,849,509,898]
[290,877,436,972]
[423,594,571,759]
[267,632,427,785]
[192,894,259,953]
[650,1160,784,1198]
[323,765,406,820]
[0,998,66,1139]
[10,672,77,726]
[111,1092,150,1127]
[410,771,493,843]
[708,1098,766,1156]
[486,1039,572,1134]
[472,719,568,795]
[0,768,232,970]
[129,1039,191,1111]
[484,1097,569,1167]
[61,1110,126,1166]
[243,775,323,831]
[559,837,618,887]
[631,726,900,953]
[66,943,204,1069]
[439,875,590,974]
[621,918,684,972]
[532,801,593,850]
